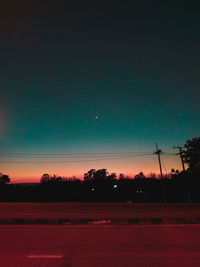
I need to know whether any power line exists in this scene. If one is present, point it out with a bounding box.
[0,151,153,157]
[162,153,177,156]
[0,152,154,158]
[0,153,154,164]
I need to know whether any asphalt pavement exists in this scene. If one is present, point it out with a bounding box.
[0,203,199,225]
[0,224,200,267]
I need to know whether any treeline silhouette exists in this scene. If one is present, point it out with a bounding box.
[0,137,199,202]
[0,169,199,202]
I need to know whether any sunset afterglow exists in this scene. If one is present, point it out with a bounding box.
[0,1,199,183]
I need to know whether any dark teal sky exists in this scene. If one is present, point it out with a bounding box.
[0,1,199,181]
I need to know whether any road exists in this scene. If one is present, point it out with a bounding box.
[0,225,200,266]
[0,202,199,220]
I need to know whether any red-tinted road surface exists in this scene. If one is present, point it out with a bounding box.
[0,225,200,267]
[0,203,199,220]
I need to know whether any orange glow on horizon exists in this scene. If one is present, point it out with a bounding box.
[1,155,183,183]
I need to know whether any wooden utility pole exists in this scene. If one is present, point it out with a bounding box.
[155,143,166,202]
[173,145,191,203]
[155,143,163,179]
[173,146,185,171]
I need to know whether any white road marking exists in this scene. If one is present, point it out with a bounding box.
[27,255,63,259]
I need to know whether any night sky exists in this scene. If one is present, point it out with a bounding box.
[0,1,199,182]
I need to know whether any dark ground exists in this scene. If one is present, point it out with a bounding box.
[0,225,200,266]
[0,202,199,220]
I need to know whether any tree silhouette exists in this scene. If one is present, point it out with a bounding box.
[108,172,117,180]
[0,173,10,185]
[94,169,108,180]
[84,169,114,181]
[84,169,96,181]
[149,172,157,179]
[40,174,63,183]
[119,173,125,180]
[182,137,200,171]
[40,173,50,183]
[50,174,63,183]
[135,172,146,179]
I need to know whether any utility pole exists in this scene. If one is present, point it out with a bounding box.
[155,143,163,179]
[155,143,166,202]
[173,145,191,203]
[173,146,185,171]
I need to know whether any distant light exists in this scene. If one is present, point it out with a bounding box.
[95,116,99,119]
[113,185,117,188]
[140,191,142,194]
[92,188,95,191]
